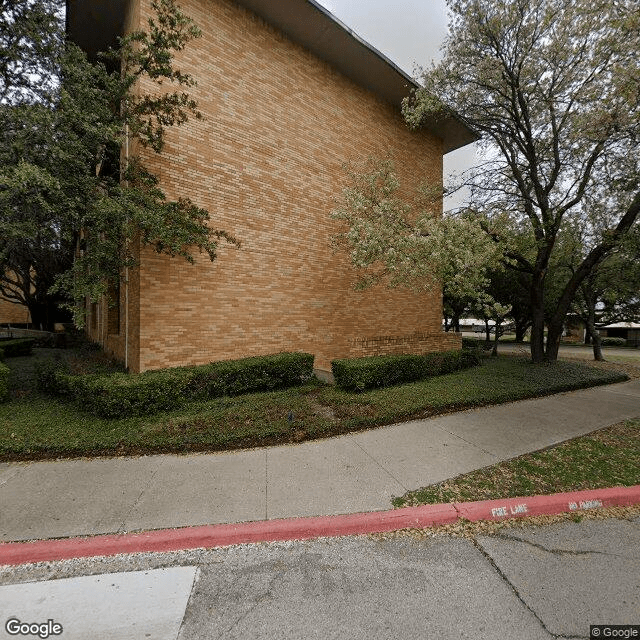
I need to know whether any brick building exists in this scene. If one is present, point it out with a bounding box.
[0,298,30,326]
[67,0,475,374]
[0,272,31,326]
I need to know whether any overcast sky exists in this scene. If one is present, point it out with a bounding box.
[315,0,477,209]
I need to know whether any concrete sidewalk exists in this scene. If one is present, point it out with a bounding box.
[1,379,639,543]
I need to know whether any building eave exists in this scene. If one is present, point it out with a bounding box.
[66,0,478,153]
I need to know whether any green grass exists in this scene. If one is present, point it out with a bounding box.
[0,351,629,461]
[392,419,640,508]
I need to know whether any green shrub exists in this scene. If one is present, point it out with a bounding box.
[331,350,480,392]
[0,338,35,357]
[601,337,626,347]
[68,369,193,418]
[0,361,9,402]
[185,352,315,398]
[0,347,4,360]
[35,358,74,395]
[462,337,494,354]
[51,352,315,418]
[462,337,482,350]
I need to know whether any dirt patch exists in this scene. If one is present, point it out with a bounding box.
[309,400,338,422]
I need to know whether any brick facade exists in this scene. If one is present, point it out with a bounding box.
[348,332,463,359]
[89,0,462,372]
[0,298,30,325]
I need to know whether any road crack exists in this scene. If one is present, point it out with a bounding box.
[490,532,634,559]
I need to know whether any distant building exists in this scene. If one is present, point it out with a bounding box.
[598,322,640,347]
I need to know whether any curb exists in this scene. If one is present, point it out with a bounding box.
[1,485,639,567]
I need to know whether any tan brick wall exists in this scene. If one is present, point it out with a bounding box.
[0,298,30,325]
[102,0,455,372]
[348,332,462,358]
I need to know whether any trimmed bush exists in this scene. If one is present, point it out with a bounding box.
[462,337,482,350]
[48,352,315,418]
[462,337,493,354]
[67,369,193,418]
[601,337,626,347]
[0,338,35,357]
[35,358,73,396]
[0,361,9,402]
[332,350,481,392]
[185,352,315,398]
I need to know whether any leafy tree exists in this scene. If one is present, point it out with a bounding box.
[570,224,640,360]
[0,0,62,104]
[0,0,235,329]
[331,157,509,323]
[403,0,640,362]
[443,289,473,332]
[488,268,531,343]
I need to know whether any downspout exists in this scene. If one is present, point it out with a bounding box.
[124,122,130,371]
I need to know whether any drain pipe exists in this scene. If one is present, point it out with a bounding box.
[124,122,130,371]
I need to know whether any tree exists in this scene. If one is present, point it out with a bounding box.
[0,0,62,104]
[0,0,236,329]
[443,289,473,332]
[487,268,531,343]
[331,157,509,321]
[572,225,640,360]
[403,0,640,362]
[0,161,75,328]
[476,296,511,356]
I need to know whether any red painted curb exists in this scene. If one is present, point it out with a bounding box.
[1,485,638,567]
[454,485,640,522]
[0,503,457,567]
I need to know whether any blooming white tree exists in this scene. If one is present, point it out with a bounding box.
[332,158,511,328]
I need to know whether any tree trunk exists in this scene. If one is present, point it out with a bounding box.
[583,291,604,361]
[514,320,528,343]
[27,302,47,331]
[591,330,604,361]
[545,319,563,361]
[484,319,491,343]
[530,274,546,363]
[26,299,57,332]
[491,321,501,356]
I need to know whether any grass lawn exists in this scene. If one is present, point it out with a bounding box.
[0,350,629,461]
[392,418,640,508]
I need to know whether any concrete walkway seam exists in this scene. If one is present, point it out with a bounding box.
[1,485,638,567]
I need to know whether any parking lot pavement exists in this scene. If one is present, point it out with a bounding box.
[1,513,639,640]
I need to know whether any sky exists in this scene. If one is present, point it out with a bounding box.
[314,0,477,209]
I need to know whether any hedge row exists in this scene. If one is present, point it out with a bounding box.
[331,349,481,392]
[0,338,35,357]
[600,337,627,347]
[0,361,9,402]
[38,352,315,418]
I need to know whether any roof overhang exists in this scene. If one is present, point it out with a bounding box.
[66,0,478,153]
